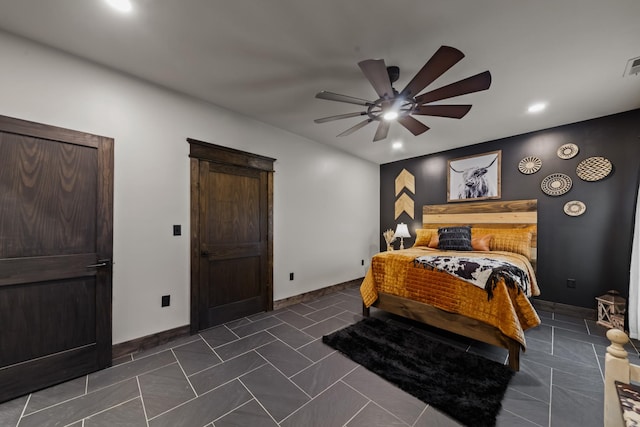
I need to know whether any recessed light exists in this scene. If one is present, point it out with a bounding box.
[106,0,133,12]
[392,141,403,149]
[527,102,546,113]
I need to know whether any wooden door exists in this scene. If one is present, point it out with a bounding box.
[189,140,274,332]
[0,116,113,403]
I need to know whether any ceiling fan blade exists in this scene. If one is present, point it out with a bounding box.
[397,116,430,136]
[413,104,472,119]
[400,46,465,98]
[414,71,492,104]
[373,121,391,142]
[358,59,394,99]
[314,111,367,124]
[337,119,373,137]
[316,91,374,107]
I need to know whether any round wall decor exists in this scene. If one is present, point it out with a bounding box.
[576,156,612,181]
[557,143,579,159]
[564,200,586,217]
[518,156,542,174]
[541,173,572,196]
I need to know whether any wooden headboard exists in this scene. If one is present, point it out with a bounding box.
[422,199,538,264]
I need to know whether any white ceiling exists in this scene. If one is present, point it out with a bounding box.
[0,0,639,164]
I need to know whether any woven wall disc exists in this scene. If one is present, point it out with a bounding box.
[541,173,572,196]
[576,156,612,181]
[564,200,586,216]
[557,143,579,159]
[518,156,542,174]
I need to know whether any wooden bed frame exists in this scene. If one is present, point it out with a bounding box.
[605,328,640,427]
[363,199,538,371]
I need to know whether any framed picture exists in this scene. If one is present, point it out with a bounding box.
[447,150,501,202]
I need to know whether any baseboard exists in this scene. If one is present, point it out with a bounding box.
[112,324,191,360]
[112,279,363,359]
[273,278,362,310]
[111,289,592,359]
[532,298,597,320]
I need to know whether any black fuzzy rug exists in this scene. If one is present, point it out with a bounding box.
[322,317,514,427]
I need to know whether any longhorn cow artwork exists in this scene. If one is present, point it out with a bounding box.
[447,150,502,202]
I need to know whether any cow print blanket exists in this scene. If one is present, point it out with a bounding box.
[413,255,530,300]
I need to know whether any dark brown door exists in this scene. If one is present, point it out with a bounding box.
[0,116,113,403]
[189,140,274,331]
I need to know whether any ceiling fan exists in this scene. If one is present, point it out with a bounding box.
[314,46,492,142]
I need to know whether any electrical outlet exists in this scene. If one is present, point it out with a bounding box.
[289,272,294,281]
[161,295,170,307]
[566,279,576,288]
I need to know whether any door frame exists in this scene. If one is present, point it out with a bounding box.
[188,139,274,334]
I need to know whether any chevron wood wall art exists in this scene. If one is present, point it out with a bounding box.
[394,169,415,219]
[395,168,415,196]
[395,192,415,219]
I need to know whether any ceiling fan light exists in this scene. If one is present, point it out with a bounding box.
[383,111,399,121]
[106,0,133,12]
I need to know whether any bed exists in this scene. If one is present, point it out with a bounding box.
[361,199,541,371]
[605,328,640,427]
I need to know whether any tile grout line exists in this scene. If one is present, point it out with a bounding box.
[412,404,430,427]
[146,363,266,423]
[269,335,316,366]
[17,377,130,420]
[82,375,88,427]
[170,348,199,397]
[186,342,275,379]
[337,383,374,427]
[135,377,150,427]
[593,343,605,382]
[85,358,178,396]
[218,398,275,426]
[213,328,279,356]
[231,320,285,339]
[236,378,281,425]
[71,396,141,427]
[270,318,318,349]
[261,357,313,400]
[547,369,553,427]
[502,408,546,427]
[276,365,358,427]
[15,393,31,427]
[341,380,411,426]
[198,333,224,362]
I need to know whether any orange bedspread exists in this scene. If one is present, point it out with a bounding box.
[361,247,541,348]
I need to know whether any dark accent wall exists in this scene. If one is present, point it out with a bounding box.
[380,109,640,308]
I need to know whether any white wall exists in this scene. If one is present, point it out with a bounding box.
[0,31,380,344]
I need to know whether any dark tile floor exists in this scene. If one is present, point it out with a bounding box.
[0,285,633,427]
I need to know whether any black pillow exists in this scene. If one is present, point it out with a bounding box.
[438,226,472,251]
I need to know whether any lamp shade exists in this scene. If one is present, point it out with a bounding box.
[394,223,411,238]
